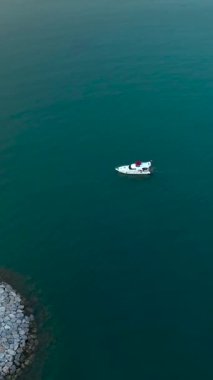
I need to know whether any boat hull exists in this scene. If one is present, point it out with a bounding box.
[115,165,152,175]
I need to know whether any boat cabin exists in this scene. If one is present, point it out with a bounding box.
[129,161,150,171]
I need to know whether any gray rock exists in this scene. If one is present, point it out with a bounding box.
[14,353,21,361]
[7,349,15,356]
[13,342,19,351]
[10,364,16,374]
[19,330,26,336]
[12,333,19,339]
[4,324,11,330]
[10,292,16,298]
[2,365,9,374]
[2,342,10,351]
[8,314,16,320]
[5,355,13,362]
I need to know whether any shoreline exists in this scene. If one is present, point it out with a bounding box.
[0,282,38,379]
[0,268,52,380]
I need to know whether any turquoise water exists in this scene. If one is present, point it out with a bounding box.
[1,0,213,378]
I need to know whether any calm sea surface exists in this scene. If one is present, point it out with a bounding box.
[1,0,213,379]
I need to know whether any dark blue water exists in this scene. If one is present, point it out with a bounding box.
[1,1,213,379]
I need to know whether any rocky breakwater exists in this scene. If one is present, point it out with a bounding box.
[0,282,37,379]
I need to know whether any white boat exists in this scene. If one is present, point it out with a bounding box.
[115,160,152,175]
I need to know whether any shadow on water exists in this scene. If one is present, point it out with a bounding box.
[0,268,55,380]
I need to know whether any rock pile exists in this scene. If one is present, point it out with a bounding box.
[0,282,37,379]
